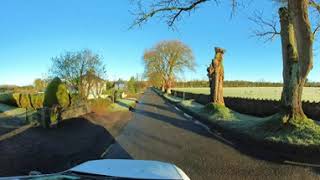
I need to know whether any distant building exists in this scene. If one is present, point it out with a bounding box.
[82,73,108,99]
[114,79,125,90]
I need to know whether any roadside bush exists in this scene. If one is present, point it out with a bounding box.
[0,93,18,106]
[19,94,32,109]
[50,105,60,126]
[30,93,44,109]
[12,93,21,107]
[44,77,70,108]
[89,98,112,114]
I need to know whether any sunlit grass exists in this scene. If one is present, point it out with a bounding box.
[107,99,136,112]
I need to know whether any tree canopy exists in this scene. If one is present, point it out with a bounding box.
[143,40,195,93]
[50,49,106,100]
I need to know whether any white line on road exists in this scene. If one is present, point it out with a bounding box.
[284,160,320,168]
[183,113,193,119]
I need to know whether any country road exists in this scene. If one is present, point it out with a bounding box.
[105,89,320,180]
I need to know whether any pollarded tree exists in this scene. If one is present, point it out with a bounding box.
[207,47,226,105]
[143,40,195,94]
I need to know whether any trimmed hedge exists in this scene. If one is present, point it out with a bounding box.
[0,93,18,106]
[0,93,44,109]
[0,78,74,110]
[20,94,32,108]
[30,93,44,109]
[12,93,21,107]
[44,77,70,108]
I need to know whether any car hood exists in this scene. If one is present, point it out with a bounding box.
[70,159,190,180]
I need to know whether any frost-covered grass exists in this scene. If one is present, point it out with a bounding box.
[173,87,320,102]
[167,96,320,146]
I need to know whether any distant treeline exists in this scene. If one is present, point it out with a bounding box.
[0,85,35,93]
[174,80,320,87]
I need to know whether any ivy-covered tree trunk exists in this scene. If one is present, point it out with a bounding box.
[279,0,314,124]
[207,47,225,105]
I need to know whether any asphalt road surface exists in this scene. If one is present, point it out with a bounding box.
[105,89,320,180]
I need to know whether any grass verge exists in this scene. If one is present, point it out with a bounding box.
[89,98,136,114]
[162,92,320,146]
[107,99,136,112]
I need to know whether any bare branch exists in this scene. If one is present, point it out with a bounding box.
[314,24,320,36]
[249,11,280,42]
[309,0,320,13]
[131,0,210,28]
[130,0,245,28]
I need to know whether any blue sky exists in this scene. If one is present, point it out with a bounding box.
[0,0,319,86]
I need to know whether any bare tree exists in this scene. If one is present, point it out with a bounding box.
[50,49,106,100]
[143,40,195,93]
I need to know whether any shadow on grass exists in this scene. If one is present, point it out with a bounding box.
[116,101,131,109]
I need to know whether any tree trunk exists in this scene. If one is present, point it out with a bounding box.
[165,75,173,94]
[207,47,225,105]
[279,0,314,124]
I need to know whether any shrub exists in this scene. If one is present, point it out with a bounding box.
[20,94,32,109]
[30,93,44,109]
[12,93,21,107]
[50,105,60,126]
[44,77,70,108]
[89,98,112,114]
[0,93,19,106]
[56,82,70,108]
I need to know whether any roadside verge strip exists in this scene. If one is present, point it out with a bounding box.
[152,88,320,167]
[0,123,35,142]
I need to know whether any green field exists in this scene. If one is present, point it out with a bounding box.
[173,87,320,102]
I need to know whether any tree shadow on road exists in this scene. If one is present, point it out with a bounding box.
[134,108,297,165]
[139,102,180,114]
[135,109,214,138]
[103,142,133,159]
[0,117,126,176]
